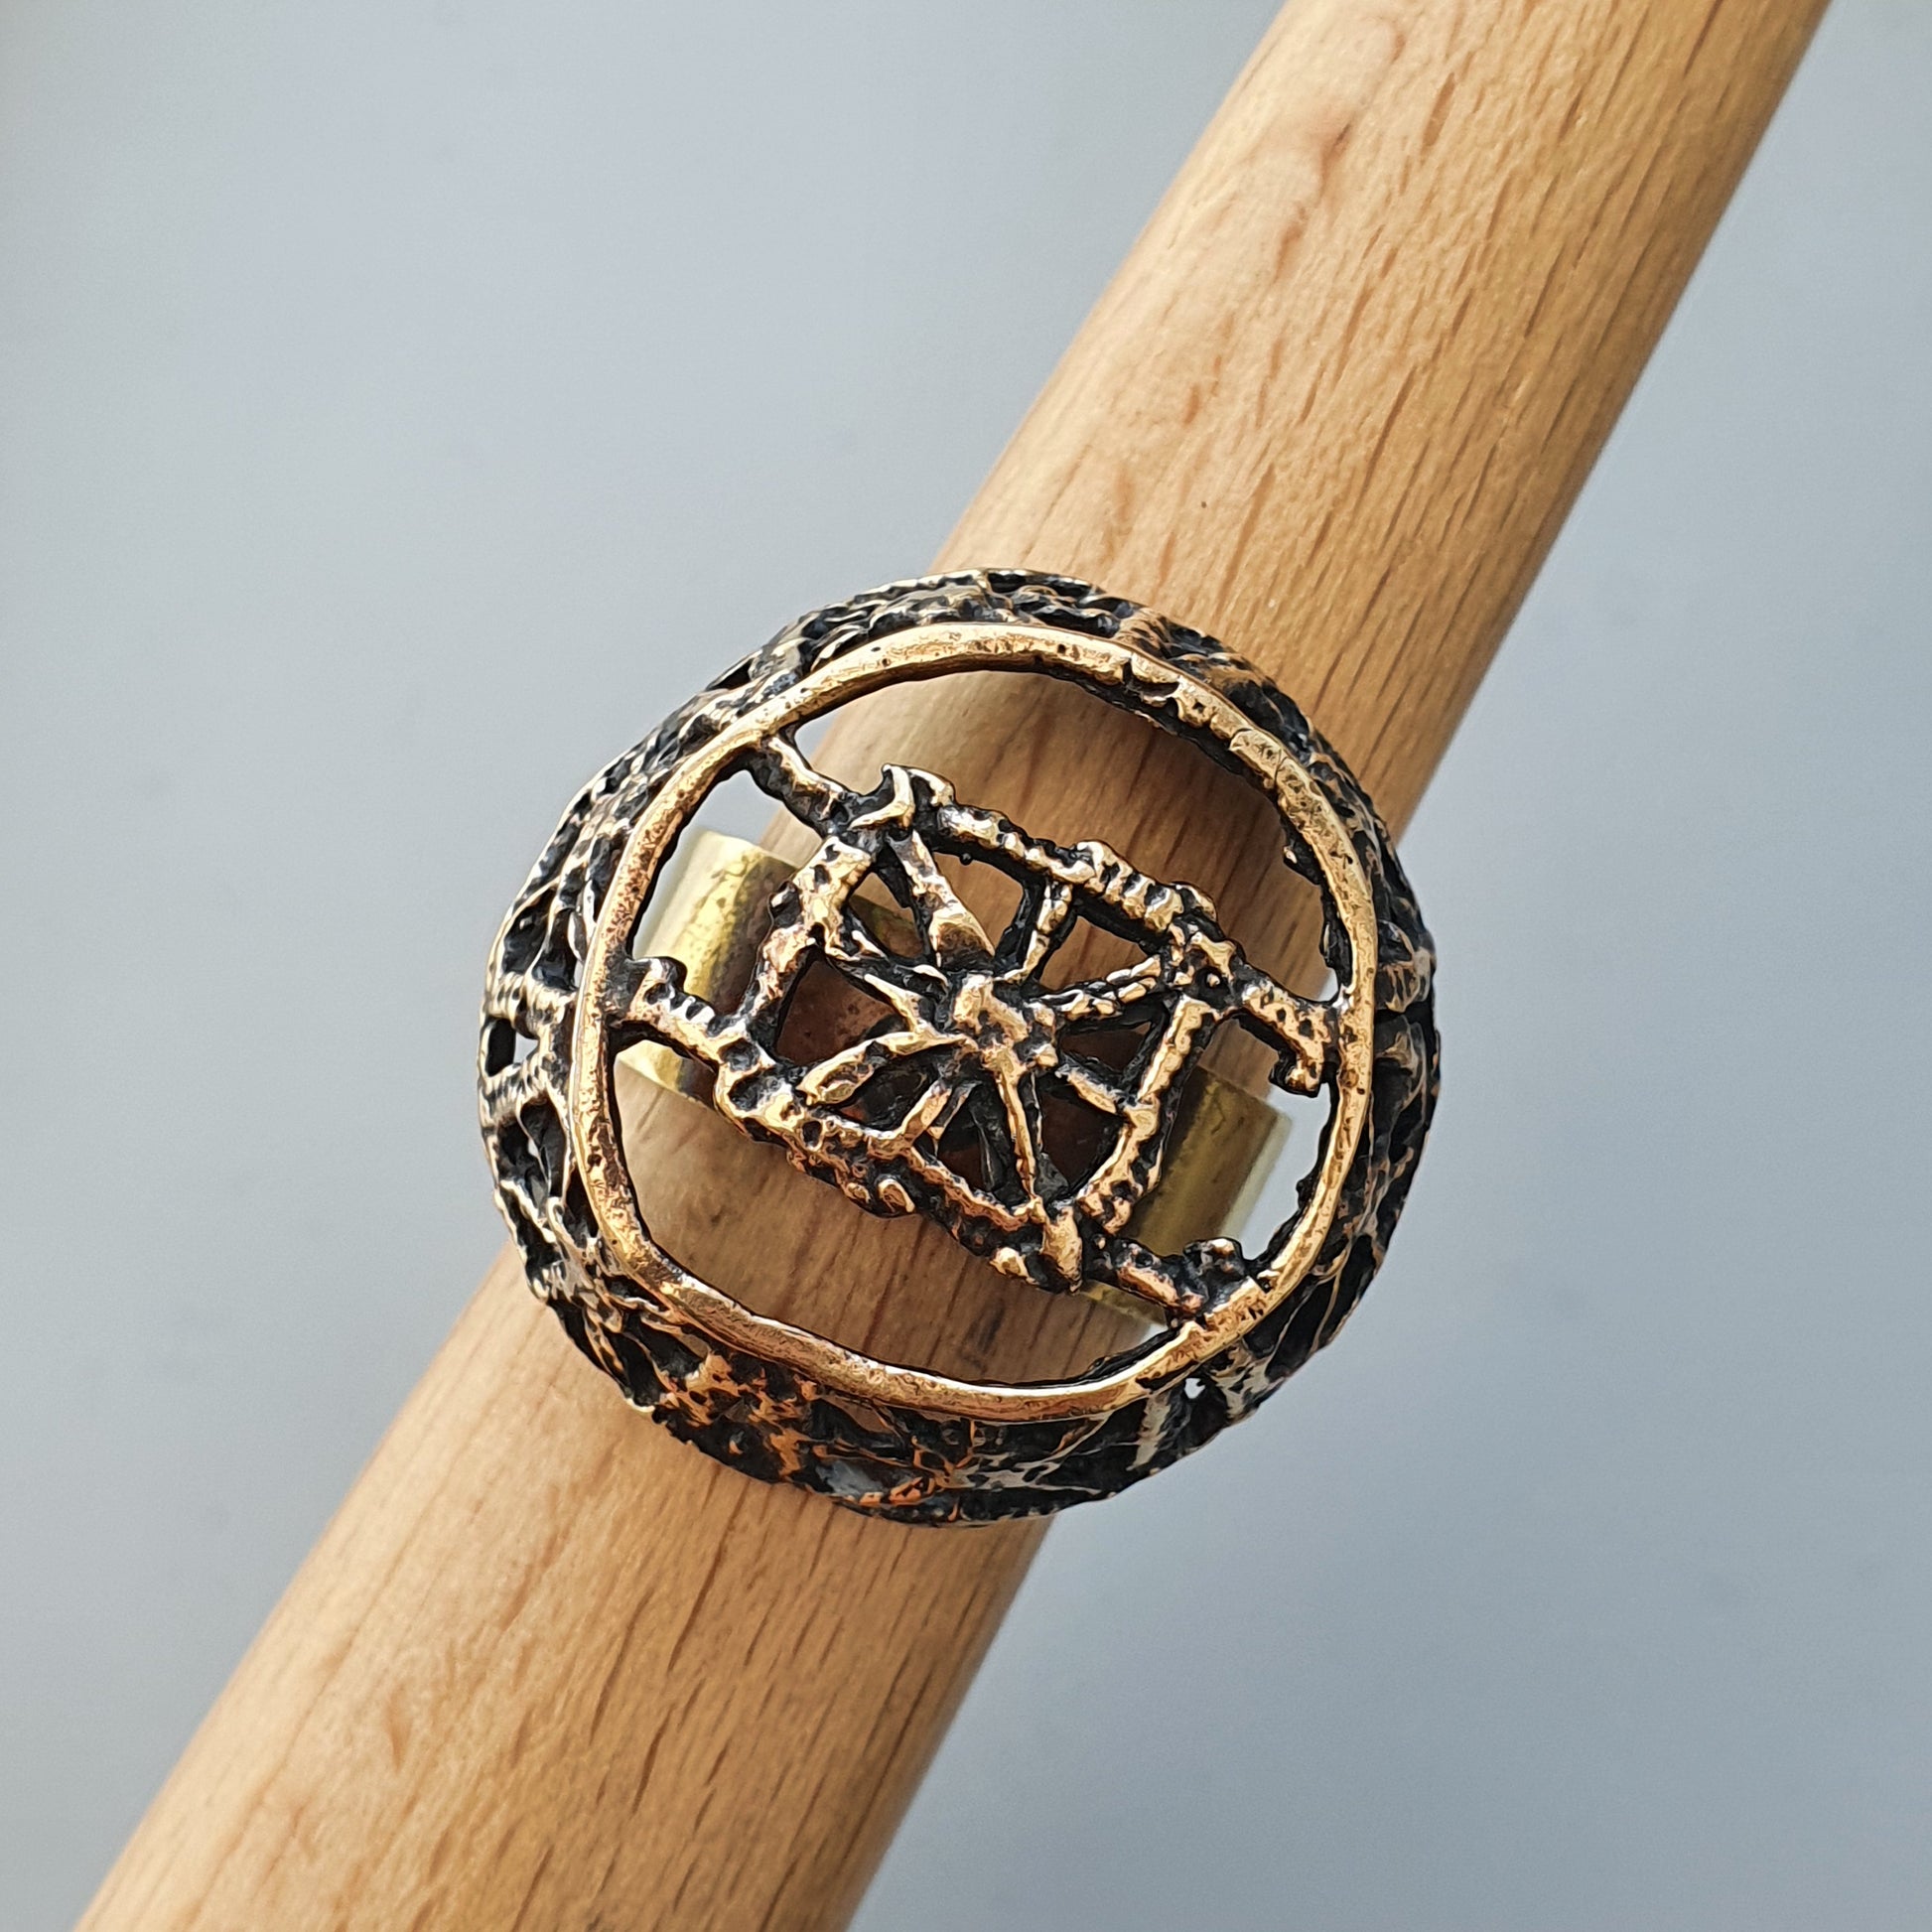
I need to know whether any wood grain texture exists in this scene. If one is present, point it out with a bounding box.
[79,3,1823,1927]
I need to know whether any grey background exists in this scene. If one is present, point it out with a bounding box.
[3,3,1928,1927]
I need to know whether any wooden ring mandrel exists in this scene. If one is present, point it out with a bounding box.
[78,3,1829,1925]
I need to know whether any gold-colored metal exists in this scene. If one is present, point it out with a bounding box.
[614,831,1287,1311]
[480,571,1438,1520]
[615,831,782,1105]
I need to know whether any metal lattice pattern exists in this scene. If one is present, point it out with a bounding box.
[609,742,1331,1320]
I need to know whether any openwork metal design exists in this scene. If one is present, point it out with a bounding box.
[480,572,1438,1523]
[616,744,1326,1320]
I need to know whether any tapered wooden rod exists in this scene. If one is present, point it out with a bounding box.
[80,3,1823,1928]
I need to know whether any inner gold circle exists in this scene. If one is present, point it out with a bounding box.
[570,622,1377,1425]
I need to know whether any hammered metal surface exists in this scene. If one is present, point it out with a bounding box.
[479,571,1438,1522]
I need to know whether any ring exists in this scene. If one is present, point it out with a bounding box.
[480,571,1438,1522]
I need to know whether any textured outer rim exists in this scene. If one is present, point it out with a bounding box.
[479,571,1439,1523]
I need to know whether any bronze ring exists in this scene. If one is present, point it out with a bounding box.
[479,571,1438,1522]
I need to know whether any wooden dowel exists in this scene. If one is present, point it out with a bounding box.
[79,4,1823,1928]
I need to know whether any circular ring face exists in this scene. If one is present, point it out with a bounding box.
[574,624,1375,1416]
[480,573,1438,1522]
